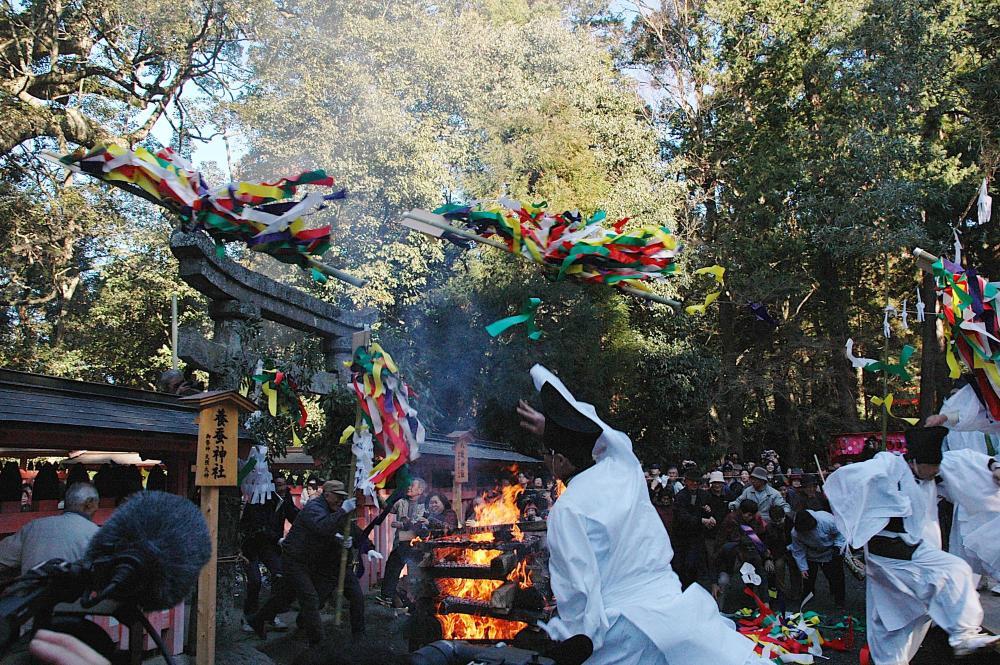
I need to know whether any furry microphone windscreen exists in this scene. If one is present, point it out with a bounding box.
[85,491,211,610]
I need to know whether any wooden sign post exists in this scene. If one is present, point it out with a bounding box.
[447,430,473,525]
[180,390,258,665]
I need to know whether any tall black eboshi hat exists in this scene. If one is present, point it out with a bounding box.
[540,383,602,466]
[904,426,947,465]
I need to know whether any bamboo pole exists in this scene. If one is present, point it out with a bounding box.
[813,454,826,484]
[912,247,939,274]
[335,330,371,626]
[400,209,683,312]
[171,294,179,371]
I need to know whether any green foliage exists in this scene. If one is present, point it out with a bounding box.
[4,0,999,474]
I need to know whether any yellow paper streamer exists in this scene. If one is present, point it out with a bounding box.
[871,394,919,426]
[685,291,720,315]
[261,381,278,417]
[339,425,356,445]
[694,264,726,284]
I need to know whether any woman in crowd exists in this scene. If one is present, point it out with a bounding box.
[424,492,458,537]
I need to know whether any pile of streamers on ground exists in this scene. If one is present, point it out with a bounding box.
[737,588,860,663]
[59,144,344,277]
[434,198,678,292]
[251,367,307,445]
[348,343,425,488]
[932,257,1000,419]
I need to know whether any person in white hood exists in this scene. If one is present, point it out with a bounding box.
[824,426,999,665]
[516,365,769,665]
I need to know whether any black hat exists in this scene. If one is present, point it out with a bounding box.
[540,383,601,467]
[801,474,818,487]
[683,468,702,482]
[904,426,947,465]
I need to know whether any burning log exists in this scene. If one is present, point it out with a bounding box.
[408,482,553,649]
[439,595,550,625]
[416,537,540,552]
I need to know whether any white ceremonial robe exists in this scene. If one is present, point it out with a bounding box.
[939,449,1000,581]
[825,452,983,665]
[532,366,766,665]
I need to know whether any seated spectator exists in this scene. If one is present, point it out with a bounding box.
[423,491,458,537]
[0,483,100,576]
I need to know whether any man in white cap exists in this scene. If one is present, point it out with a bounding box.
[516,365,769,665]
[824,426,999,664]
[727,466,790,523]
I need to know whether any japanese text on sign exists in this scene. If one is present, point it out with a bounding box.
[196,404,238,486]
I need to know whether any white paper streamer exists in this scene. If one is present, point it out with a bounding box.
[845,338,878,369]
[241,444,275,505]
[954,229,963,265]
[883,305,896,339]
[740,561,762,586]
[916,288,926,322]
[901,299,909,329]
[351,426,376,498]
[978,178,992,226]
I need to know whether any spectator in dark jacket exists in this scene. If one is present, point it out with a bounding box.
[249,480,361,642]
[792,475,831,513]
[239,475,300,621]
[763,505,795,607]
[672,469,716,589]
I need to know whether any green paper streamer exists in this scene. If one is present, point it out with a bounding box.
[863,344,915,382]
[237,457,257,485]
[485,298,543,340]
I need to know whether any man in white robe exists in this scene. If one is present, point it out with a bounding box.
[824,426,999,665]
[517,365,769,665]
[929,382,1000,591]
[938,447,1000,587]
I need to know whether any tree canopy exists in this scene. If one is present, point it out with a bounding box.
[1,0,997,469]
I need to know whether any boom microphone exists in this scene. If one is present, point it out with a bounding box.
[0,491,211,659]
[85,491,211,611]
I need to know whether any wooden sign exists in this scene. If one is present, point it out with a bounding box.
[454,438,469,484]
[179,390,257,665]
[195,404,238,486]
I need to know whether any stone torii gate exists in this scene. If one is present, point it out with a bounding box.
[168,229,373,642]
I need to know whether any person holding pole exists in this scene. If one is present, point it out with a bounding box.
[248,480,362,644]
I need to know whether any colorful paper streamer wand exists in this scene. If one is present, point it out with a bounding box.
[252,366,308,445]
[485,298,543,340]
[40,144,364,287]
[398,206,682,311]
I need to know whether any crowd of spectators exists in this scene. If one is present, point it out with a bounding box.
[644,450,844,610]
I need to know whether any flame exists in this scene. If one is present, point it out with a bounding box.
[437,614,527,641]
[475,484,525,528]
[435,483,531,640]
[507,558,532,589]
[555,479,566,498]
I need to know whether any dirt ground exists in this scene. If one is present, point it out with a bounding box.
[237,578,1000,665]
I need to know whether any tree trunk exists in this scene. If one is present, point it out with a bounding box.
[814,251,861,427]
[918,272,944,419]
[717,298,745,458]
